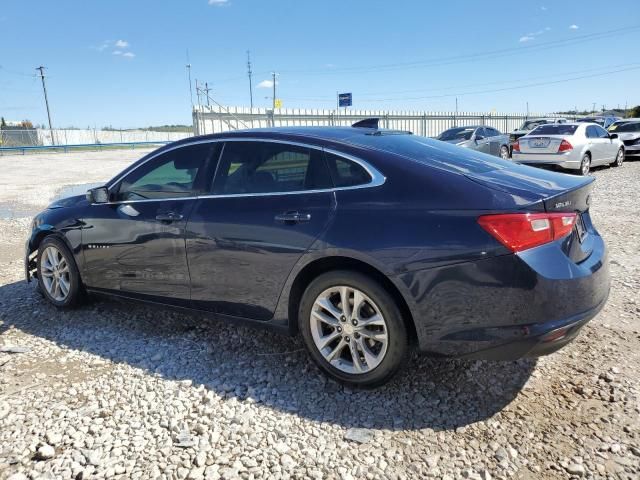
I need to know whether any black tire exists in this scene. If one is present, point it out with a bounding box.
[612,148,624,167]
[36,236,82,308]
[298,270,408,388]
[578,153,591,176]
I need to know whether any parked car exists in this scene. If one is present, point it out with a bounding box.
[607,120,640,157]
[512,123,625,175]
[436,125,510,159]
[509,118,567,148]
[576,116,621,129]
[26,125,610,387]
[607,118,640,132]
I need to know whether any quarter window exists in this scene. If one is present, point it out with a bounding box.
[324,152,372,187]
[212,141,332,194]
[116,143,213,201]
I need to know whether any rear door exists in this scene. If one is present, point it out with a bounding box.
[186,140,335,320]
[594,125,617,163]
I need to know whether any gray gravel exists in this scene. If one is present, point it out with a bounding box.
[1,151,639,479]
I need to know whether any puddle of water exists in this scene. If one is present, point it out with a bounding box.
[52,182,104,202]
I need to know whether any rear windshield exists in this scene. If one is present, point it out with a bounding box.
[530,125,579,135]
[438,127,474,141]
[344,134,511,174]
[611,122,640,133]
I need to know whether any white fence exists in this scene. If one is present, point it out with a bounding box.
[193,106,577,137]
[39,129,192,146]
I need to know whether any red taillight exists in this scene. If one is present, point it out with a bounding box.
[477,212,577,252]
[512,140,520,152]
[558,139,573,152]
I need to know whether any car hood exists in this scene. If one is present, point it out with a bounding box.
[617,132,640,140]
[48,194,89,210]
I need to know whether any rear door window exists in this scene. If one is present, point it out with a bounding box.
[586,126,599,138]
[212,141,332,194]
[594,125,610,138]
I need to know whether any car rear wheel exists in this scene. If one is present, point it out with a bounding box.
[298,271,408,388]
[500,145,510,160]
[579,153,591,176]
[37,236,82,308]
[613,148,624,167]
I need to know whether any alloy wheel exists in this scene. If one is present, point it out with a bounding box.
[310,286,388,374]
[581,155,591,175]
[500,145,510,160]
[40,246,71,302]
[616,149,624,166]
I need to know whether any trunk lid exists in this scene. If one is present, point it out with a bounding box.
[466,165,595,262]
[518,135,567,154]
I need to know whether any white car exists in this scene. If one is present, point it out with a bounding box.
[511,122,625,175]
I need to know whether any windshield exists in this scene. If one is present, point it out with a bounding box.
[529,125,579,135]
[612,122,640,133]
[345,133,512,174]
[438,127,475,141]
[520,120,550,131]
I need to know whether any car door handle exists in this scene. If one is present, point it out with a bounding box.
[275,212,311,224]
[155,212,183,222]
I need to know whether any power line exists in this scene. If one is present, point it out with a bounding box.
[247,50,253,109]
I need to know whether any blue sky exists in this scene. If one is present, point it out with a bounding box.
[1,0,639,128]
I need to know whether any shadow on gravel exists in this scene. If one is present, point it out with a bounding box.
[1,281,536,431]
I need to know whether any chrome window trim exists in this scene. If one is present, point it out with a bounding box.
[98,137,386,205]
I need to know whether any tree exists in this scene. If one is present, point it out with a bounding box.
[627,105,640,118]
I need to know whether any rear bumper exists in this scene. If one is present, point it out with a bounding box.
[512,151,580,170]
[396,230,610,360]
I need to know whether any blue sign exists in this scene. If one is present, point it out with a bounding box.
[338,93,352,107]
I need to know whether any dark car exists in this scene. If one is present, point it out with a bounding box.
[26,125,610,387]
[576,116,621,129]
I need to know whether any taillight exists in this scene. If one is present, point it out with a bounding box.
[477,212,578,252]
[512,140,520,152]
[558,139,573,152]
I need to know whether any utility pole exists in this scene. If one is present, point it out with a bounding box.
[186,63,193,107]
[271,72,278,110]
[195,79,201,106]
[36,66,55,145]
[592,103,596,114]
[204,82,212,106]
[247,50,253,109]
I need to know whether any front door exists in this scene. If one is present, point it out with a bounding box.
[186,140,335,320]
[82,142,217,302]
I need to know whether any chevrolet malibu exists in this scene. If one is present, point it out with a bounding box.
[26,125,610,387]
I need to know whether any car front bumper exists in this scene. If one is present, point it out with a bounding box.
[624,144,640,155]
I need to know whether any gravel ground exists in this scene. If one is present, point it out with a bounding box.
[0,150,638,480]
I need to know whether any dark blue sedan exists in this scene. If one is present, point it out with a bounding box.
[25,124,610,387]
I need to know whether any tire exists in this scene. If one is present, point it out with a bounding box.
[499,145,510,160]
[578,153,591,176]
[298,270,408,388]
[36,236,82,308]
[612,148,624,167]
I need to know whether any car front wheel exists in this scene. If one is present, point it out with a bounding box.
[500,145,510,160]
[37,236,82,308]
[298,271,408,388]
[613,148,624,167]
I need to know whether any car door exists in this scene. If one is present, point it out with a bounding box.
[474,128,492,154]
[81,142,218,302]
[594,125,617,163]
[585,126,605,165]
[485,128,502,156]
[186,140,335,320]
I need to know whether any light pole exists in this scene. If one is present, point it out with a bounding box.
[36,66,55,145]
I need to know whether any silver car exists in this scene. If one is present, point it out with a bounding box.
[608,120,640,157]
[437,125,510,159]
[512,123,625,175]
[509,117,567,148]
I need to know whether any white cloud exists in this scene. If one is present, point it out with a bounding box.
[112,50,122,55]
[569,24,579,30]
[208,0,229,5]
[257,79,276,88]
[519,35,535,42]
[122,52,135,58]
[114,39,129,48]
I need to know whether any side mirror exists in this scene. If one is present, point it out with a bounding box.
[475,135,485,142]
[609,133,618,139]
[86,186,109,204]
